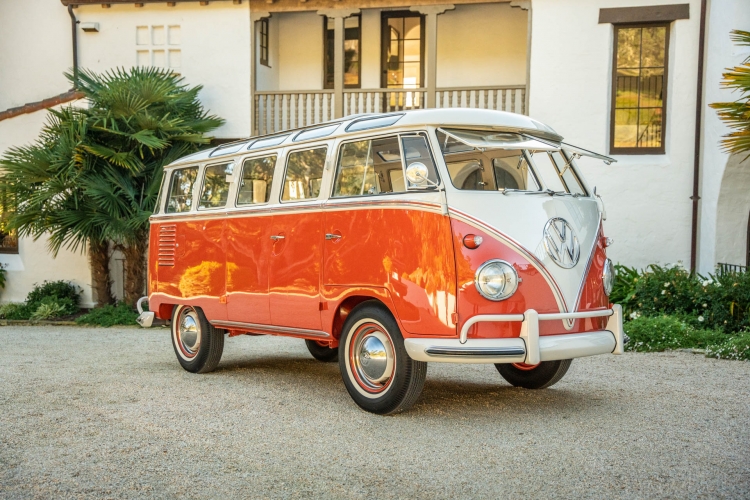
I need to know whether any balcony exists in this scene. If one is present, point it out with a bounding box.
[251,2,529,136]
[253,85,526,136]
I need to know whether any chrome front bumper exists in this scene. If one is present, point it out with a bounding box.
[404,305,624,364]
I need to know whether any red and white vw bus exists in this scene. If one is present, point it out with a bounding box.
[139,108,623,415]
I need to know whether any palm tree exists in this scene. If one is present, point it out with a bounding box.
[0,106,116,304]
[710,30,750,158]
[0,67,223,307]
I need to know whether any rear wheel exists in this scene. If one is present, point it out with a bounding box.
[495,359,572,389]
[339,302,427,415]
[171,305,224,374]
[305,339,338,362]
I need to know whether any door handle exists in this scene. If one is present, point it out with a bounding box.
[325,233,342,240]
[270,235,285,241]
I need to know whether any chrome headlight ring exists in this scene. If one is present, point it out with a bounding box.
[474,259,519,301]
[602,258,615,296]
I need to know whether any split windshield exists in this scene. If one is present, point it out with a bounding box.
[436,130,587,196]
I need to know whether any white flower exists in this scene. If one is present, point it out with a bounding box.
[698,316,704,322]
[629,311,639,319]
[661,290,666,295]
[702,303,707,308]
[664,282,670,287]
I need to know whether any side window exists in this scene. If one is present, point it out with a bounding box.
[550,151,586,196]
[529,152,567,193]
[492,153,539,191]
[281,147,327,202]
[166,166,199,213]
[199,163,234,209]
[401,135,439,188]
[333,135,405,197]
[237,155,276,205]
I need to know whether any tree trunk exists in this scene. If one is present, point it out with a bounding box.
[123,240,147,309]
[89,239,114,306]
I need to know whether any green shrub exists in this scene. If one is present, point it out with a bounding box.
[30,301,67,321]
[76,303,138,327]
[615,264,750,333]
[0,302,33,320]
[25,281,81,316]
[705,331,750,361]
[624,315,728,352]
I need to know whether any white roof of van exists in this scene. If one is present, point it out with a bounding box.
[167,108,564,168]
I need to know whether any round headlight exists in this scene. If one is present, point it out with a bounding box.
[475,260,519,301]
[602,258,615,296]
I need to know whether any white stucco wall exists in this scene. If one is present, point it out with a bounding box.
[278,12,323,91]
[73,2,251,138]
[437,3,527,87]
[0,108,95,308]
[697,0,750,273]
[0,0,72,111]
[529,0,702,270]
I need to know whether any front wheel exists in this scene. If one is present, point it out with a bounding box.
[495,359,572,389]
[171,305,224,374]
[339,302,427,415]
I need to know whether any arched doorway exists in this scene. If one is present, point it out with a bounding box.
[715,153,750,268]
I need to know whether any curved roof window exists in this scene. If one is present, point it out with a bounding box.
[293,124,340,142]
[346,114,404,133]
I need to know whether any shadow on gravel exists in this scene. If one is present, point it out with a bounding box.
[163,355,617,417]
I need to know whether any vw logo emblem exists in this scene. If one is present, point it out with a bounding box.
[543,218,580,269]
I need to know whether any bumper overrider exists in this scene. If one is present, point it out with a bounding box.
[404,305,624,364]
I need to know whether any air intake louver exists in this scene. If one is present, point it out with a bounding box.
[158,224,176,267]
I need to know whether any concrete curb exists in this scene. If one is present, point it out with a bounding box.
[0,320,139,328]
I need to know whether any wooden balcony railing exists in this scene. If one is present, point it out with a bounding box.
[253,85,526,136]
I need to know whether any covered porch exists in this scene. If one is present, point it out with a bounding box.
[250,1,529,135]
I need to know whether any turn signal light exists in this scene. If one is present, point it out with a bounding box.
[463,234,483,249]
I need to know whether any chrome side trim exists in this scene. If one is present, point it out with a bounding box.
[424,346,525,357]
[210,320,331,339]
[149,199,444,223]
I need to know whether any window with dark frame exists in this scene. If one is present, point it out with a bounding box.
[381,12,424,89]
[611,23,669,154]
[259,18,270,67]
[324,15,361,89]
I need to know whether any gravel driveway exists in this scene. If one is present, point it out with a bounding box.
[0,325,748,499]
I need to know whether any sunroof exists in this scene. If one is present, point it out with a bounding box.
[209,142,247,157]
[294,124,340,142]
[248,134,290,150]
[346,114,404,133]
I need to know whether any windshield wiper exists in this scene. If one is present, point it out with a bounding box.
[500,188,554,196]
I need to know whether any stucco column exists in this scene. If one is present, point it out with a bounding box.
[318,8,360,118]
[250,10,270,136]
[410,4,454,109]
[510,1,531,115]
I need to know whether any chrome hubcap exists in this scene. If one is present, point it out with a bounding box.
[177,307,201,358]
[350,324,395,392]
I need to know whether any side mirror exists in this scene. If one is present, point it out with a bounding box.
[405,162,430,188]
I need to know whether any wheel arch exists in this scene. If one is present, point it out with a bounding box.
[327,289,403,345]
